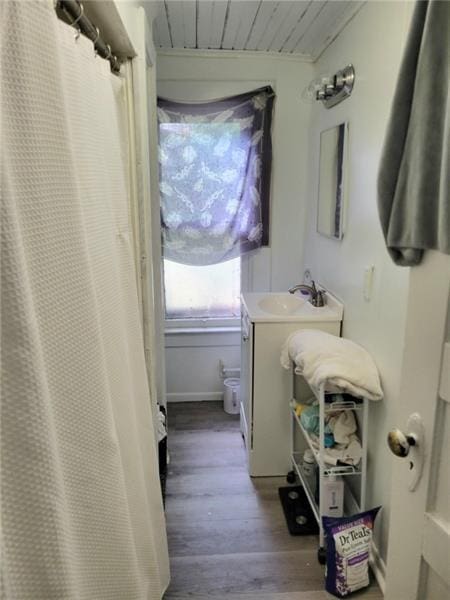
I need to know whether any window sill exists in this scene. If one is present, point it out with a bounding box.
[164,322,241,348]
[165,318,240,335]
[165,326,241,336]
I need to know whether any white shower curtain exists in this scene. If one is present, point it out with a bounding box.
[1,2,169,599]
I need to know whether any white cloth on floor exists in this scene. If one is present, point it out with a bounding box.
[158,408,167,442]
[280,329,383,401]
[328,410,357,445]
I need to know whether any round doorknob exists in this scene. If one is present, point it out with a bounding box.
[387,428,417,457]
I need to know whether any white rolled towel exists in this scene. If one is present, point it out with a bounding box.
[280,329,383,401]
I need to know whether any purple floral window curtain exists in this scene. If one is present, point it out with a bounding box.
[157,87,275,266]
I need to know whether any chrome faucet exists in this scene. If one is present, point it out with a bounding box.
[288,280,325,307]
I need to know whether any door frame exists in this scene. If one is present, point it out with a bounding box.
[384,251,450,600]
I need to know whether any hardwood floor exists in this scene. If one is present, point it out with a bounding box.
[163,402,383,600]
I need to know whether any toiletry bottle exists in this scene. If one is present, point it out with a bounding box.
[302,448,316,477]
[322,475,344,517]
[303,449,317,498]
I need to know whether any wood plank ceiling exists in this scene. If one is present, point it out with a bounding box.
[153,1,364,61]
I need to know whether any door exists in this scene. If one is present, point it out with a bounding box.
[384,251,450,600]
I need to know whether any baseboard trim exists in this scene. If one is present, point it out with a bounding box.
[166,392,223,403]
[370,541,386,595]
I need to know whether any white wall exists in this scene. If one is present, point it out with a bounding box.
[302,0,414,571]
[157,51,314,402]
[165,329,241,402]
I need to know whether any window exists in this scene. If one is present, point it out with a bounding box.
[158,87,274,325]
[163,257,240,320]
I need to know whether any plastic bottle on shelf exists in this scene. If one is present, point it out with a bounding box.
[322,475,344,517]
[302,449,317,498]
[302,449,316,477]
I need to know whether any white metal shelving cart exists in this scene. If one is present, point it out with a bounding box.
[286,370,368,564]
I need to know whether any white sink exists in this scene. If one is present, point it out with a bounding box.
[241,291,344,323]
[258,294,306,315]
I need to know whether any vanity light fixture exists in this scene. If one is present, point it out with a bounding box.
[315,65,355,109]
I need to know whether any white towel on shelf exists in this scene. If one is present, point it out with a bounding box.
[328,410,357,445]
[310,433,363,467]
[280,329,383,401]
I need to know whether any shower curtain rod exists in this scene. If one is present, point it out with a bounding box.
[55,0,121,73]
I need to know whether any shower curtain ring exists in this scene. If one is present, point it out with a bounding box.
[71,2,84,40]
[105,44,112,60]
[93,27,100,55]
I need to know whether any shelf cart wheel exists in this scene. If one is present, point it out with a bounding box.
[286,470,296,484]
[317,546,326,565]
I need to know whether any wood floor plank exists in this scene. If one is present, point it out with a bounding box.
[168,401,240,432]
[168,434,245,470]
[163,592,331,600]
[167,517,318,557]
[169,429,244,449]
[164,590,382,600]
[165,492,285,524]
[170,417,240,432]
[166,549,327,596]
[167,466,287,497]
[169,449,245,470]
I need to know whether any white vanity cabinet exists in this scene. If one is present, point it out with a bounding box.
[240,292,343,477]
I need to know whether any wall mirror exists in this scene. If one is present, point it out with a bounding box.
[317,122,348,240]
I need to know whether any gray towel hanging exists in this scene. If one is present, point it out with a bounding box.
[378,0,450,267]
